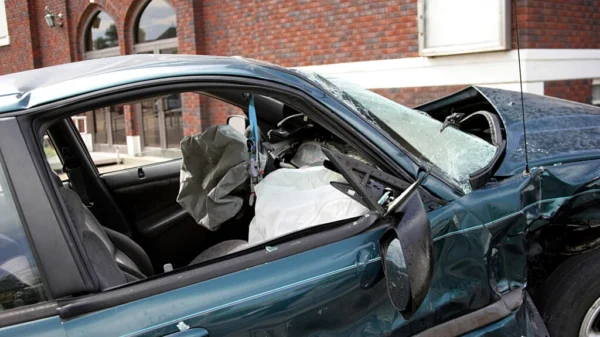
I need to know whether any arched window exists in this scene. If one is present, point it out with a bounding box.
[135,0,177,45]
[83,10,119,59]
[134,0,181,151]
[82,9,123,152]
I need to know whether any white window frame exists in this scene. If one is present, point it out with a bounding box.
[133,38,177,54]
[71,116,88,134]
[82,9,121,60]
[592,79,600,106]
[417,0,511,57]
[85,47,120,60]
[0,0,10,47]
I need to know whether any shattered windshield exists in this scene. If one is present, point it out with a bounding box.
[301,72,497,193]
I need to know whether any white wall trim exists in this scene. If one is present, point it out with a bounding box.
[80,133,93,152]
[126,135,142,156]
[295,49,600,91]
[0,0,8,47]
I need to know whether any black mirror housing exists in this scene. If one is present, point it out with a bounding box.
[379,192,434,319]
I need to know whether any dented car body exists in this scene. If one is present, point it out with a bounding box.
[0,55,598,336]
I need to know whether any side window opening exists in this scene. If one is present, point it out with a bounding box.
[44,89,387,293]
[43,133,66,180]
[62,94,246,175]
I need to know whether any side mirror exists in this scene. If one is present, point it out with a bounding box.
[226,115,248,135]
[379,175,433,319]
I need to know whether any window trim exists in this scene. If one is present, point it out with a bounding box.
[417,0,511,57]
[81,8,120,59]
[84,47,120,60]
[592,79,600,106]
[133,37,177,54]
[133,0,177,46]
[0,0,9,47]
[0,302,58,328]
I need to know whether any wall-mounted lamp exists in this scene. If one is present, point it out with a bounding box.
[45,6,64,28]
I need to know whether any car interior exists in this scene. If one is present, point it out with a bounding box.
[39,89,401,290]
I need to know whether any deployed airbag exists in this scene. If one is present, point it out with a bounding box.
[177,125,249,231]
[248,166,369,244]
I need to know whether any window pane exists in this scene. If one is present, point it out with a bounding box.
[85,11,118,51]
[111,105,126,145]
[93,109,107,144]
[0,162,47,310]
[142,100,160,147]
[164,94,183,148]
[136,0,177,43]
[159,47,178,54]
[593,85,600,104]
[43,134,62,175]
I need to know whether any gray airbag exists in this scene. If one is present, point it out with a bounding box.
[177,125,249,231]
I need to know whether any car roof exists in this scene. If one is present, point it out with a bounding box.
[0,54,300,113]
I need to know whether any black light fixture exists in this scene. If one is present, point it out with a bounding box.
[44,6,64,28]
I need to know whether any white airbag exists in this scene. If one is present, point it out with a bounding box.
[248,166,369,244]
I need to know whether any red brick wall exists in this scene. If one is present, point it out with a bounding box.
[544,79,593,104]
[0,1,38,74]
[2,0,598,133]
[3,0,600,76]
[372,86,467,108]
[514,0,600,49]
[32,0,71,67]
[182,92,201,136]
[202,0,419,67]
[181,94,243,136]
[203,97,243,126]
[4,0,198,68]
[123,105,138,136]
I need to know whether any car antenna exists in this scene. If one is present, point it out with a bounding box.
[513,0,530,174]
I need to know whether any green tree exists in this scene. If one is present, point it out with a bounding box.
[94,36,107,50]
[105,24,118,47]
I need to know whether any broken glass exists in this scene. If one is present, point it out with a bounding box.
[301,71,497,193]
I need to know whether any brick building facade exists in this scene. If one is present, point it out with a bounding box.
[0,0,599,157]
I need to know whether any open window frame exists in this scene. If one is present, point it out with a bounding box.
[14,75,419,319]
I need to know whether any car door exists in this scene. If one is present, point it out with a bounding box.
[56,179,434,337]
[0,118,86,337]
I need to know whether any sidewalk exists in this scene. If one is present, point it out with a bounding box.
[50,151,180,180]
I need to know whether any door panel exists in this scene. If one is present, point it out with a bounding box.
[101,160,206,269]
[62,228,401,337]
[0,316,67,337]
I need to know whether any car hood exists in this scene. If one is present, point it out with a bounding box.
[477,87,600,176]
[419,86,600,177]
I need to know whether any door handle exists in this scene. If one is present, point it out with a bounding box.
[165,328,209,337]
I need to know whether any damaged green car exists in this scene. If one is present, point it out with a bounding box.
[0,55,598,336]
